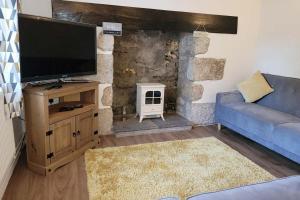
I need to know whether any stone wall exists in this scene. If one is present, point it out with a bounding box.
[113,30,179,116]
[177,32,226,125]
[85,27,114,135]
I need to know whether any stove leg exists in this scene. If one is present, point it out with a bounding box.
[161,114,165,121]
[139,115,144,123]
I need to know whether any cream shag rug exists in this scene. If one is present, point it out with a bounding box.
[85,137,274,200]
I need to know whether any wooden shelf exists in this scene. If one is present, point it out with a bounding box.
[49,102,96,124]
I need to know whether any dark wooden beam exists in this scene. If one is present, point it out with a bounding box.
[52,0,238,34]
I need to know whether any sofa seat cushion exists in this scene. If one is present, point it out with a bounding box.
[219,103,300,139]
[273,123,300,155]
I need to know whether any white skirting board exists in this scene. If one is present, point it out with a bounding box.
[0,135,24,199]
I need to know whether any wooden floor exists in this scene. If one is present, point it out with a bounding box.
[3,126,300,200]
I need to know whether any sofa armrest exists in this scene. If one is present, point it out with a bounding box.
[215,91,244,123]
[216,91,244,105]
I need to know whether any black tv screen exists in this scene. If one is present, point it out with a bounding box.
[19,14,97,82]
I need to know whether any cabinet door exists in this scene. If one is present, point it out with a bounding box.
[153,90,162,104]
[75,111,94,149]
[144,89,164,105]
[49,118,76,163]
[145,91,154,104]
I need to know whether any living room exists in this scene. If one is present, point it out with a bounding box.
[0,0,300,199]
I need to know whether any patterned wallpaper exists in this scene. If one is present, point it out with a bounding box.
[0,0,22,118]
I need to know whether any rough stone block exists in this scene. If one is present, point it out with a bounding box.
[97,27,114,51]
[84,54,113,83]
[177,79,203,102]
[190,103,216,125]
[191,84,204,101]
[176,96,188,117]
[179,32,210,57]
[177,79,191,100]
[178,56,190,83]
[177,97,185,107]
[182,101,193,122]
[98,54,113,84]
[98,108,113,135]
[193,32,210,55]
[187,58,226,81]
[112,87,136,115]
[101,86,112,106]
[179,33,193,57]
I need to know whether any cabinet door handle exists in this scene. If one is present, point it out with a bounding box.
[77,130,81,136]
[73,132,77,137]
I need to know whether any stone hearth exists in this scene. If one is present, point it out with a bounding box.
[113,114,193,137]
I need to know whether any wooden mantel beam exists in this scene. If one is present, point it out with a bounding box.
[52,0,238,34]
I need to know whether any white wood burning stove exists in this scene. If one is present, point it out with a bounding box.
[136,83,166,123]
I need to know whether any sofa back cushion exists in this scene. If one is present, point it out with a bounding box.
[257,74,300,118]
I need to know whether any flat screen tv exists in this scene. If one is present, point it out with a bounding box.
[18,14,97,82]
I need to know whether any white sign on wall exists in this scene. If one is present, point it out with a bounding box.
[102,22,122,36]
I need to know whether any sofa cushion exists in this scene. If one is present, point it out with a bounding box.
[273,123,300,156]
[238,71,274,103]
[257,74,300,118]
[187,176,300,200]
[219,103,300,139]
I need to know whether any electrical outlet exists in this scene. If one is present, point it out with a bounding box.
[48,98,59,105]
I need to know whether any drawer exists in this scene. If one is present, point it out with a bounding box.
[142,105,163,113]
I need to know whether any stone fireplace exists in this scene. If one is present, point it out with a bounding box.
[52,0,237,135]
[113,30,179,117]
[87,27,226,135]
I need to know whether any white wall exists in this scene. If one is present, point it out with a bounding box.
[67,0,253,15]
[194,0,261,103]
[0,92,17,198]
[254,0,300,78]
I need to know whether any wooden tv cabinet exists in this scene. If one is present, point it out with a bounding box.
[23,81,100,175]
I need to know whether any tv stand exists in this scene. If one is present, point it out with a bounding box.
[23,81,100,175]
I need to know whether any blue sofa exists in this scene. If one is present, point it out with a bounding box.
[215,74,300,164]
